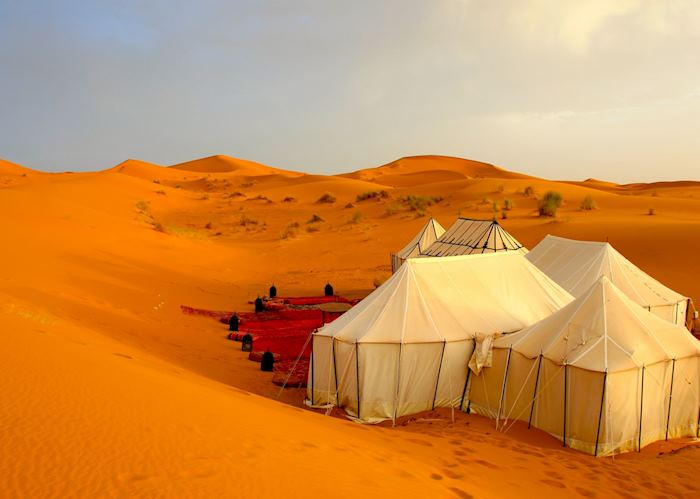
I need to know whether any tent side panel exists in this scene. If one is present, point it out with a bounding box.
[335,341,359,418]
[598,368,642,456]
[396,343,443,418]
[467,348,509,419]
[434,340,473,409]
[307,335,336,406]
[358,343,400,420]
[665,356,700,440]
[501,352,539,428]
[565,368,605,455]
[532,358,565,443]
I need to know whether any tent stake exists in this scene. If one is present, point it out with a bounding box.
[594,370,607,457]
[497,347,512,430]
[563,364,568,448]
[638,365,645,452]
[528,354,543,429]
[432,341,447,410]
[355,341,361,420]
[665,359,676,441]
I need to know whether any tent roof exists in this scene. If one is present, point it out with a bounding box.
[396,218,445,260]
[495,276,700,372]
[421,218,526,257]
[317,252,573,344]
[525,235,687,309]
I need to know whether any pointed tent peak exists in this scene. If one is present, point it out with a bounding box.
[393,217,446,266]
[498,275,699,372]
[421,218,526,257]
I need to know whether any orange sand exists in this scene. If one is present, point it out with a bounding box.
[1,154,698,498]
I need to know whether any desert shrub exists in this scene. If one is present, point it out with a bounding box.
[524,186,535,197]
[480,197,492,205]
[344,202,355,209]
[356,190,389,202]
[305,224,321,233]
[175,184,182,189]
[491,200,500,213]
[496,184,505,193]
[204,222,212,229]
[155,189,166,195]
[227,191,245,198]
[401,194,443,212]
[347,212,362,224]
[317,192,336,204]
[282,196,297,203]
[501,210,507,220]
[503,199,515,211]
[199,194,210,200]
[384,202,400,216]
[648,207,656,216]
[281,222,300,239]
[153,222,165,232]
[239,214,258,226]
[152,179,160,184]
[538,191,563,217]
[135,200,150,214]
[307,214,324,224]
[240,181,255,188]
[580,195,597,211]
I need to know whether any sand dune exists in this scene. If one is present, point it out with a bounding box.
[1,154,699,498]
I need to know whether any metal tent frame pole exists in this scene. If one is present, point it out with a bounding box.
[563,364,568,448]
[355,341,361,421]
[528,353,543,429]
[594,370,607,457]
[665,359,676,441]
[497,347,513,430]
[332,338,339,407]
[432,341,447,410]
[638,365,645,452]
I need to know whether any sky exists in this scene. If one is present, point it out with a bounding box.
[1,0,699,182]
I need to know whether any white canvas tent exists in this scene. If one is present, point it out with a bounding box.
[467,276,700,456]
[526,235,689,326]
[307,252,573,423]
[421,218,527,257]
[390,218,445,272]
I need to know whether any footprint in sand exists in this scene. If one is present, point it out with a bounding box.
[448,486,474,499]
[474,459,498,469]
[113,353,133,359]
[430,473,443,480]
[540,478,566,489]
[408,438,433,447]
[442,468,464,480]
[574,486,597,497]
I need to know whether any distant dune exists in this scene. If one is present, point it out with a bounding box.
[1,153,699,498]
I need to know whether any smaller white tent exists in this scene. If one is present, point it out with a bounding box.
[526,235,689,326]
[421,218,527,257]
[467,276,700,456]
[391,218,445,272]
[308,252,573,423]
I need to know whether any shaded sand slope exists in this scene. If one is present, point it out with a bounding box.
[1,154,699,498]
[0,307,450,498]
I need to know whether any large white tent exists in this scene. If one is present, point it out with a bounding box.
[467,276,700,456]
[307,252,573,423]
[421,218,527,257]
[526,235,689,326]
[390,218,445,273]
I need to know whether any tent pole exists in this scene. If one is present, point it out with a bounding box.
[432,341,447,410]
[528,353,543,429]
[332,338,339,408]
[638,365,645,452]
[665,359,676,441]
[355,341,360,421]
[594,370,607,457]
[497,347,513,430]
[563,364,568,448]
[460,367,471,412]
[310,335,315,406]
